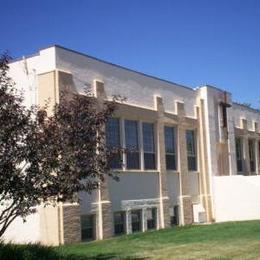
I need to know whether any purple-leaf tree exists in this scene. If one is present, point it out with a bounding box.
[0,54,121,238]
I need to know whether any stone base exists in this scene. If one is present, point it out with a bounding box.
[178,196,193,225]
[200,194,213,223]
[63,204,81,244]
[163,199,171,228]
[102,202,113,239]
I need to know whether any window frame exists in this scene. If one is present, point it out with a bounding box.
[80,214,95,241]
[164,126,177,171]
[125,119,141,170]
[235,137,243,173]
[146,207,157,230]
[131,209,142,233]
[248,139,256,173]
[142,122,156,170]
[106,117,122,169]
[186,129,197,172]
[114,211,126,235]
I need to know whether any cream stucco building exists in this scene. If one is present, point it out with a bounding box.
[3,45,260,245]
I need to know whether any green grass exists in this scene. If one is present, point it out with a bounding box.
[2,220,260,259]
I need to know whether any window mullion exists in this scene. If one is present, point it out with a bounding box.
[139,121,144,171]
[121,118,126,171]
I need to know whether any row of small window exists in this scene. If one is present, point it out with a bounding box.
[80,208,157,241]
[81,206,179,241]
[114,208,157,235]
[235,137,260,173]
[106,118,197,171]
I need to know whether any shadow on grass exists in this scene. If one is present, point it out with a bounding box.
[0,242,149,260]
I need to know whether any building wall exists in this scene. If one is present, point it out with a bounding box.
[213,176,260,222]
[55,47,198,118]
[5,45,260,245]
[1,208,40,244]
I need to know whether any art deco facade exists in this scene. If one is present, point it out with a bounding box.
[4,45,260,245]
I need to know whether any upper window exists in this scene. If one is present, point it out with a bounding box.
[142,123,156,169]
[186,130,197,171]
[164,126,177,170]
[106,118,121,169]
[235,137,243,172]
[249,139,255,172]
[125,120,140,169]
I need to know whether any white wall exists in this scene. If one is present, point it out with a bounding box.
[213,176,260,222]
[1,210,40,244]
[108,172,159,211]
[232,103,260,130]
[55,47,198,118]
[8,47,56,108]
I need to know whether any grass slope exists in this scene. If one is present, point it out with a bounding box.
[2,220,260,259]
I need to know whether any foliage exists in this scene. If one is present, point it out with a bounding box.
[35,91,121,202]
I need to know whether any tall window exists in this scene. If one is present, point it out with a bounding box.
[142,123,156,169]
[131,210,142,233]
[125,120,140,169]
[249,139,256,173]
[81,215,94,241]
[106,118,121,169]
[164,126,177,170]
[235,137,243,172]
[186,130,197,171]
[114,212,125,235]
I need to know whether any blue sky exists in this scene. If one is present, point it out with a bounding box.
[1,0,260,107]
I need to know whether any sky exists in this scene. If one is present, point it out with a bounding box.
[1,0,260,107]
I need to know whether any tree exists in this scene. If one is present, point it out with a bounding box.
[0,54,120,238]
[35,90,122,202]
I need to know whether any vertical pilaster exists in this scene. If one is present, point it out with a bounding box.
[62,204,81,244]
[126,210,132,234]
[176,102,193,225]
[142,208,147,232]
[242,119,250,175]
[197,100,213,223]
[155,96,170,228]
[254,123,259,175]
[94,79,113,239]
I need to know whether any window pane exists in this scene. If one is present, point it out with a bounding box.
[143,123,156,170]
[143,123,155,152]
[164,127,175,154]
[125,120,140,169]
[166,154,176,170]
[147,208,157,230]
[186,130,196,156]
[106,118,121,169]
[81,215,94,241]
[249,139,255,172]
[188,156,197,171]
[164,127,177,170]
[186,130,197,171]
[144,153,156,169]
[235,138,243,172]
[125,120,139,149]
[131,210,141,233]
[114,212,125,235]
[106,118,120,147]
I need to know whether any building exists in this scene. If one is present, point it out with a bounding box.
[3,45,260,245]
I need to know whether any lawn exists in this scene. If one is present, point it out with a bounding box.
[2,220,260,260]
